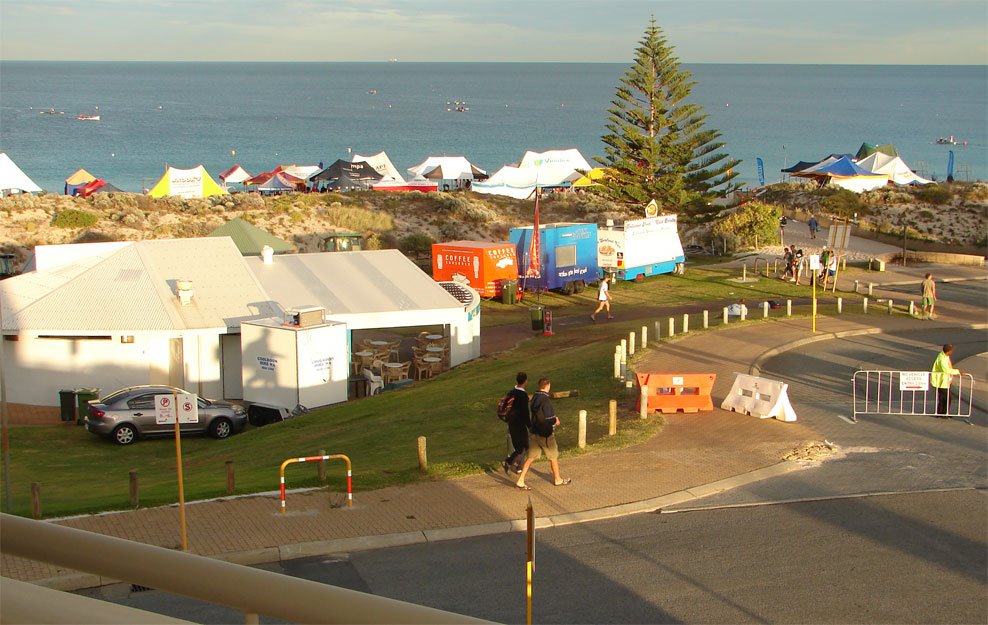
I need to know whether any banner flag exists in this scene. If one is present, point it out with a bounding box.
[756,158,765,187]
[947,150,955,179]
[525,189,541,278]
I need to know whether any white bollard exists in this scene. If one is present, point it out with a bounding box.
[909,301,915,316]
[613,353,621,379]
[837,297,843,314]
[888,299,894,315]
[868,282,874,296]
[641,325,648,347]
[854,279,859,294]
[654,320,661,341]
[786,299,792,317]
[863,297,869,313]
[682,313,689,334]
[740,305,747,321]
[620,339,627,362]
[762,301,769,318]
[578,410,587,448]
[723,307,729,324]
[668,316,675,337]
[639,385,648,419]
[703,309,709,329]
[628,331,636,356]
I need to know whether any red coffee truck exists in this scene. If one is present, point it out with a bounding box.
[431,241,518,297]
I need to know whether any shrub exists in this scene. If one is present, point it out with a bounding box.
[52,209,98,229]
[710,201,780,249]
[398,232,434,257]
[820,189,863,218]
[914,186,952,205]
[919,210,935,220]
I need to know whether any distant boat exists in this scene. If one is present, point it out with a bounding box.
[40,108,64,115]
[77,114,101,121]
[935,135,958,145]
[367,89,377,95]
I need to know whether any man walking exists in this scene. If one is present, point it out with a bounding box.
[808,213,819,239]
[590,276,613,322]
[502,372,530,474]
[931,344,962,418]
[921,273,937,319]
[516,378,571,489]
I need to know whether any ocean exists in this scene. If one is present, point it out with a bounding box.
[1,62,985,194]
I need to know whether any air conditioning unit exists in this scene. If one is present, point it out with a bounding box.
[285,306,325,328]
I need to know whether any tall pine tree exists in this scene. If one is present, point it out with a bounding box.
[596,18,740,220]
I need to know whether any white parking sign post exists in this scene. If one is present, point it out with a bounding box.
[155,392,193,551]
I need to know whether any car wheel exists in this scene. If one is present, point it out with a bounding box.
[574,280,586,293]
[210,417,233,439]
[112,424,137,445]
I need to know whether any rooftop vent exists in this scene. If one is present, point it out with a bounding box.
[176,279,194,306]
[261,245,274,265]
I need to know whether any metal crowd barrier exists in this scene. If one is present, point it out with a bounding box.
[852,370,975,424]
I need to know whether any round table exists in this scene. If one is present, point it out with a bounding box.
[425,334,443,341]
[425,346,444,353]
[354,351,373,358]
[422,357,441,363]
[369,340,389,347]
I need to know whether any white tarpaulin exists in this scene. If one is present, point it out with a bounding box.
[408,156,486,180]
[519,148,592,173]
[855,152,934,185]
[0,152,43,194]
[352,151,405,182]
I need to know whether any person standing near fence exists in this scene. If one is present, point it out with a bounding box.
[921,273,937,320]
[930,344,962,417]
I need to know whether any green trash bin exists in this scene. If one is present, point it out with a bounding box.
[501,279,517,305]
[59,389,77,423]
[75,388,100,425]
[530,305,545,331]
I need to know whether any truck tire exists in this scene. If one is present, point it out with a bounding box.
[562,281,575,295]
[574,280,586,294]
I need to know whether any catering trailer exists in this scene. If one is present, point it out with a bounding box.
[509,222,599,294]
[597,215,685,282]
[241,309,349,424]
[431,241,517,298]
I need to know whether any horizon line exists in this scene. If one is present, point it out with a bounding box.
[1,60,986,67]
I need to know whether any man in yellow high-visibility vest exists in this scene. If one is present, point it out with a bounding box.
[930,344,962,418]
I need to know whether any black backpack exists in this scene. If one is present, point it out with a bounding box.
[496,392,514,422]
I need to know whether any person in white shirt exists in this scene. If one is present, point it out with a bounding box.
[590,276,614,322]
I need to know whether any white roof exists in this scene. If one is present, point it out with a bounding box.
[0,152,43,194]
[519,148,592,172]
[280,164,321,179]
[1,238,280,334]
[472,162,583,199]
[408,156,486,180]
[352,151,405,182]
[220,165,253,184]
[246,249,465,330]
[855,152,934,185]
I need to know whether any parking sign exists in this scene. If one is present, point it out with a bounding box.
[155,394,176,424]
[177,393,199,424]
[155,393,199,424]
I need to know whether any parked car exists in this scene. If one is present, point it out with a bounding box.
[85,385,248,445]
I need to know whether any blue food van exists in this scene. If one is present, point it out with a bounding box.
[509,222,599,294]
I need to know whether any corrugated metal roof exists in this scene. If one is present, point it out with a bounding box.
[246,249,462,317]
[1,238,280,334]
[208,219,293,255]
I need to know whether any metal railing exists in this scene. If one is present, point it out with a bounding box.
[1,513,494,624]
[852,370,975,423]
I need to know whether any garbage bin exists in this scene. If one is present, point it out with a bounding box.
[75,388,100,425]
[59,389,77,423]
[530,305,545,332]
[501,279,517,305]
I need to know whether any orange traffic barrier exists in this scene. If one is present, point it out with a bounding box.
[635,372,716,414]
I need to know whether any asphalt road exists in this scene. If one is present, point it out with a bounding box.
[78,490,987,624]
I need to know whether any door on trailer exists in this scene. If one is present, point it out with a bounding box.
[221,334,244,400]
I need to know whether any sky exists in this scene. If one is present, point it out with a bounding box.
[1,0,986,64]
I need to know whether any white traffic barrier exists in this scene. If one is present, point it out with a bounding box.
[721,373,797,422]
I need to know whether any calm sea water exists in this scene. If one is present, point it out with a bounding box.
[1,62,985,194]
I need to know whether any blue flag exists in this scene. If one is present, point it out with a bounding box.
[947,150,955,179]
[756,157,765,187]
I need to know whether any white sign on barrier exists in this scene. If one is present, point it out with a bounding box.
[899,371,929,392]
[155,393,199,425]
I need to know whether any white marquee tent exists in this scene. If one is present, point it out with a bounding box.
[408,156,486,182]
[0,152,43,195]
[352,151,405,182]
[855,152,934,185]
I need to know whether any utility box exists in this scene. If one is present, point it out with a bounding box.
[598,214,686,282]
[241,317,349,412]
[432,241,517,298]
[285,306,325,328]
[509,222,599,295]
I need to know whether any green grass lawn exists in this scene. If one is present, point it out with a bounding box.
[1,262,888,519]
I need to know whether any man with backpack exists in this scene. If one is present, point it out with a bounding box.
[500,372,530,474]
[516,378,571,489]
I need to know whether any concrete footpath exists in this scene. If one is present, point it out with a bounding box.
[2,265,985,591]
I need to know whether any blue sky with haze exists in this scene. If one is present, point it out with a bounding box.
[2,0,985,64]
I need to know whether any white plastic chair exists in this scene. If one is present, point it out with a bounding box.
[363,368,384,395]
